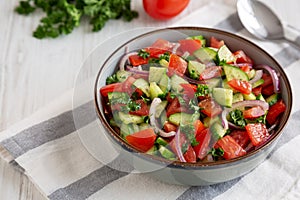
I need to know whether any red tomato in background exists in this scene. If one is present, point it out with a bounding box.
[143,0,190,20]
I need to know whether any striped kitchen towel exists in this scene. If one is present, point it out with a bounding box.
[1,2,300,200]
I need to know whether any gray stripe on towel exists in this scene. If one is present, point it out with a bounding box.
[0,101,95,158]
[48,156,133,200]
[215,12,244,32]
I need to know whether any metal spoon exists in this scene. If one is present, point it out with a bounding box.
[237,0,300,48]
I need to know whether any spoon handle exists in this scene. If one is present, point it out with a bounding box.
[283,24,300,48]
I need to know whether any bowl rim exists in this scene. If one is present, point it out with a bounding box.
[94,26,293,169]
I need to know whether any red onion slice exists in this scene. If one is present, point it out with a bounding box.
[221,100,269,130]
[126,65,149,75]
[249,70,263,84]
[149,98,176,137]
[255,64,280,93]
[175,128,186,162]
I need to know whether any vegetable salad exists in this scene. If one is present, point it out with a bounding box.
[100,35,286,163]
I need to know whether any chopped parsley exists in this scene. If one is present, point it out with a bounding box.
[106,73,119,85]
[229,109,246,127]
[138,49,150,59]
[195,84,209,97]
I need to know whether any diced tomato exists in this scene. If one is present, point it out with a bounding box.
[193,128,211,159]
[233,50,253,64]
[252,86,262,96]
[227,79,252,95]
[134,88,144,97]
[198,98,222,117]
[199,66,222,80]
[144,47,168,58]
[215,135,246,160]
[168,54,187,76]
[129,99,149,116]
[180,83,197,99]
[245,123,269,146]
[178,39,202,54]
[261,84,274,96]
[261,73,273,87]
[100,82,123,97]
[129,54,148,66]
[151,39,173,51]
[183,145,197,163]
[125,128,157,152]
[210,36,225,49]
[230,130,250,149]
[166,97,188,117]
[163,121,178,132]
[243,106,265,119]
[194,119,205,137]
[266,99,286,125]
[239,65,251,73]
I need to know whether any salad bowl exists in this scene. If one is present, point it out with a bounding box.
[94,27,292,185]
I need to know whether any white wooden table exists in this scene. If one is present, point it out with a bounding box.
[0,0,298,199]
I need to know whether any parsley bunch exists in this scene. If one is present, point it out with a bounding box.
[15,0,138,39]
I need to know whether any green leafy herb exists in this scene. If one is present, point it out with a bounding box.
[138,49,150,59]
[246,114,267,124]
[195,84,209,97]
[106,73,119,85]
[159,52,170,61]
[188,98,200,112]
[229,109,246,127]
[209,147,224,160]
[180,124,199,147]
[109,92,130,105]
[15,0,138,39]
[127,100,141,111]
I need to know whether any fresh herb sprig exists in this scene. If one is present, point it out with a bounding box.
[15,0,138,39]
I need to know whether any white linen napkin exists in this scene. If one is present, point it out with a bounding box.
[1,2,300,200]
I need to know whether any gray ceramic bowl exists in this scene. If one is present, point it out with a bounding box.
[94,27,292,185]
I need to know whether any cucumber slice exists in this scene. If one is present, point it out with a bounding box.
[133,78,150,97]
[217,45,236,64]
[159,74,171,93]
[155,100,168,118]
[159,59,169,68]
[233,93,244,103]
[120,123,139,138]
[266,93,278,106]
[212,88,233,107]
[206,78,221,91]
[116,70,131,82]
[170,74,188,92]
[169,112,200,126]
[139,123,151,131]
[146,146,158,155]
[156,137,168,146]
[159,145,176,159]
[243,93,256,100]
[210,122,226,140]
[193,47,217,64]
[149,67,167,83]
[223,64,249,81]
[252,79,265,88]
[118,112,144,124]
[188,60,206,79]
[149,82,164,99]
[256,94,266,102]
[248,69,256,80]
